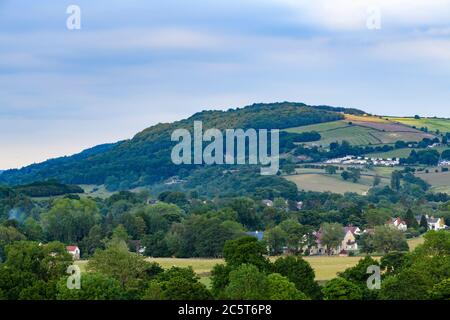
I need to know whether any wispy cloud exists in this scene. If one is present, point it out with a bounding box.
[0,0,449,169]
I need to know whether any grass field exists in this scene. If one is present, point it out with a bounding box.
[416,170,450,188]
[286,173,372,195]
[79,185,115,199]
[285,167,393,195]
[407,236,424,251]
[386,117,450,133]
[366,148,414,159]
[366,146,449,159]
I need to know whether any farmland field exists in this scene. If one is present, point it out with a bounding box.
[286,173,372,195]
[344,114,392,123]
[416,170,450,188]
[285,119,433,147]
[366,146,449,159]
[385,117,450,133]
[407,236,424,251]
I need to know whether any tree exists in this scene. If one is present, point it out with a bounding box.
[264,226,287,256]
[391,171,403,191]
[135,202,183,235]
[148,267,212,300]
[349,168,361,183]
[41,198,100,243]
[0,226,25,262]
[341,171,350,181]
[225,264,268,300]
[279,219,307,254]
[363,208,391,227]
[371,226,409,254]
[373,175,381,187]
[87,240,161,294]
[320,223,344,255]
[271,256,322,299]
[210,264,234,299]
[404,209,419,229]
[358,232,375,254]
[322,277,363,300]
[229,198,258,229]
[325,166,337,175]
[143,231,170,257]
[22,217,44,241]
[0,241,72,300]
[379,269,431,300]
[429,278,450,300]
[338,256,380,299]
[56,273,124,300]
[223,237,270,271]
[166,215,241,258]
[266,273,308,300]
[380,251,407,275]
[80,225,105,258]
[419,214,429,231]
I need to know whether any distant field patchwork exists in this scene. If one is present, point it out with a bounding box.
[386,117,450,133]
[285,119,434,147]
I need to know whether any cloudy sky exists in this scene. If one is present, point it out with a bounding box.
[1,0,450,169]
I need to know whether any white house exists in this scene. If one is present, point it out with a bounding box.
[416,215,448,231]
[427,217,447,231]
[261,199,273,207]
[386,217,408,231]
[66,245,81,260]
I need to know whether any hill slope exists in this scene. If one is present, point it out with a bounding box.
[0,102,360,189]
[285,114,437,147]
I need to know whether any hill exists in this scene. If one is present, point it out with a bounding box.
[0,102,359,191]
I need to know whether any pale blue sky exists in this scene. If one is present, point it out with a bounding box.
[1,0,450,169]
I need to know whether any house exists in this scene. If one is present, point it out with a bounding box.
[246,231,265,241]
[416,215,447,231]
[296,201,304,210]
[308,226,360,256]
[66,246,80,260]
[308,231,341,256]
[427,217,447,230]
[261,199,273,207]
[386,217,408,231]
[341,226,360,252]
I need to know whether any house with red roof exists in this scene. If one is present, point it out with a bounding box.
[386,217,407,231]
[66,245,80,260]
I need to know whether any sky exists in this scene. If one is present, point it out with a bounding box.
[1,0,450,169]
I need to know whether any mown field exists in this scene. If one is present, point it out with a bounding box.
[284,167,392,195]
[286,173,372,195]
[385,117,450,133]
